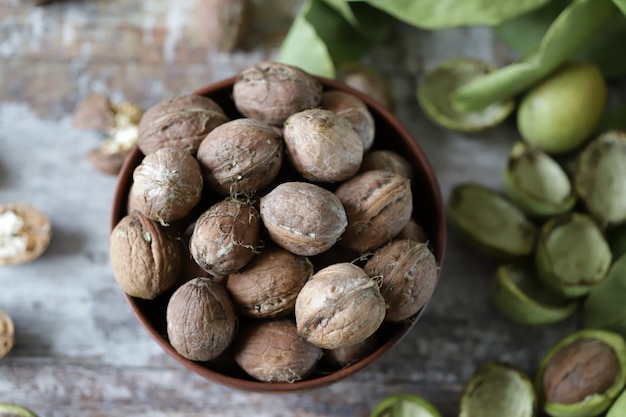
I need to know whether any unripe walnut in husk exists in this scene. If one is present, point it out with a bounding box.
[132,147,203,225]
[233,61,322,125]
[364,239,438,322]
[320,90,375,152]
[190,197,260,276]
[295,262,385,350]
[166,277,237,362]
[234,319,322,383]
[137,95,229,155]
[360,149,414,180]
[335,170,413,254]
[109,210,182,299]
[260,182,347,256]
[226,246,313,318]
[196,118,283,196]
[283,109,364,183]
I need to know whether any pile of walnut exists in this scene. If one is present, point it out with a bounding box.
[109,61,439,383]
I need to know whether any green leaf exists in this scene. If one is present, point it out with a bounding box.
[362,0,552,29]
[573,13,626,79]
[453,0,619,112]
[613,0,626,15]
[584,253,626,338]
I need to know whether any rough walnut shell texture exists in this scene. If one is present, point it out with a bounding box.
[234,319,322,383]
[543,338,619,404]
[193,0,251,52]
[295,262,385,350]
[137,95,229,155]
[260,182,347,256]
[109,211,181,299]
[320,90,375,152]
[283,109,364,183]
[0,308,14,359]
[0,204,52,266]
[196,118,283,196]
[360,150,414,180]
[335,170,413,254]
[132,147,203,225]
[364,239,438,322]
[226,246,313,318]
[166,277,237,362]
[190,198,259,276]
[233,61,322,125]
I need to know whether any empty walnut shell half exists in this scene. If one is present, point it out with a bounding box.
[0,204,51,266]
[0,308,14,359]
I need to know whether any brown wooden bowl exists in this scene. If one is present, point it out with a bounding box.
[110,75,446,392]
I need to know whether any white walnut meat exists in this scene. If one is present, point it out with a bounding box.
[259,182,347,256]
[234,319,322,383]
[233,61,322,125]
[335,170,413,254]
[132,146,203,225]
[137,95,229,155]
[364,239,438,322]
[196,118,283,196]
[190,197,260,276]
[109,210,182,299]
[320,90,375,152]
[283,108,364,183]
[295,262,385,350]
[0,204,51,266]
[166,277,237,362]
[226,246,313,318]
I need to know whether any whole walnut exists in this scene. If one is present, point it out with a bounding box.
[320,90,375,152]
[335,170,413,254]
[193,0,252,52]
[190,197,260,276]
[326,332,379,368]
[234,319,322,383]
[360,150,414,180]
[260,182,347,256]
[137,95,229,155]
[396,218,428,243]
[196,118,283,196]
[283,109,364,183]
[166,277,237,361]
[295,262,385,350]
[226,246,313,318]
[132,147,203,225]
[233,61,322,125]
[109,210,182,299]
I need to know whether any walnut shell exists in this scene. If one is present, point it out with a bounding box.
[364,239,438,322]
[166,277,237,361]
[234,319,322,382]
[137,95,229,155]
[193,0,252,52]
[360,149,414,180]
[326,332,379,368]
[0,204,51,266]
[260,182,347,256]
[396,218,428,243]
[190,198,260,276]
[196,118,283,196]
[109,211,182,299]
[132,147,203,225]
[226,246,313,318]
[72,93,115,130]
[320,90,375,152]
[283,109,364,183]
[233,61,322,125]
[295,262,385,349]
[335,170,413,254]
[0,308,14,359]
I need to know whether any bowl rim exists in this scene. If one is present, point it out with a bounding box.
[110,75,447,392]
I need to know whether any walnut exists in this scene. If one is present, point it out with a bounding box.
[320,90,375,152]
[0,204,51,266]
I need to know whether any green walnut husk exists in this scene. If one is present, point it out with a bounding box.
[459,361,537,417]
[0,404,39,417]
[574,130,626,228]
[370,393,442,417]
[535,212,612,298]
[606,387,626,417]
[491,263,578,326]
[417,59,515,133]
[504,141,576,218]
[448,183,537,260]
[536,329,626,417]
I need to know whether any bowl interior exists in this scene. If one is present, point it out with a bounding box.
[111,76,446,392]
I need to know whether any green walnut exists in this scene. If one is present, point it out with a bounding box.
[459,361,537,417]
[448,183,537,260]
[517,62,607,155]
[535,213,612,298]
[536,329,626,417]
[370,393,442,417]
[574,130,626,228]
[0,404,39,417]
[606,387,626,417]
[491,264,578,326]
[504,141,576,218]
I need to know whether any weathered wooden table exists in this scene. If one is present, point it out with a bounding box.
[0,1,602,416]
